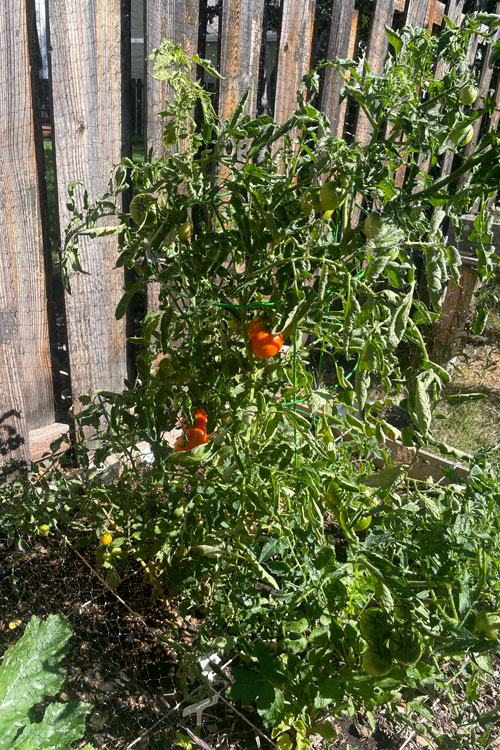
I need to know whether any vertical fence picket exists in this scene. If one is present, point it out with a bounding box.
[321,0,356,137]
[48,0,127,405]
[355,0,395,147]
[273,0,316,126]
[0,0,54,461]
[405,0,431,24]
[144,0,200,155]
[144,0,199,313]
[218,0,265,122]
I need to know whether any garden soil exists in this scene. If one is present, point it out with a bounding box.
[1,535,499,749]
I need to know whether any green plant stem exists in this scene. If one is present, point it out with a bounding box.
[398,149,486,203]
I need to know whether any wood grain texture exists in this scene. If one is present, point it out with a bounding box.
[395,0,444,24]
[48,0,127,404]
[355,0,395,146]
[219,0,265,123]
[432,266,478,364]
[144,0,199,313]
[273,0,316,126]
[321,0,356,137]
[0,0,55,433]
[335,11,359,139]
[29,421,70,462]
[405,0,431,25]
[144,0,199,155]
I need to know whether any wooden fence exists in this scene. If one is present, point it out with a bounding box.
[1,0,499,470]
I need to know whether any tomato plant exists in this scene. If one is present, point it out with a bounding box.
[41,15,500,745]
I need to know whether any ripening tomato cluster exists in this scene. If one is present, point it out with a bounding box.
[248,317,283,360]
[175,409,210,452]
[359,606,423,677]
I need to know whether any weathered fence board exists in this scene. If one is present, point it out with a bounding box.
[0,0,55,441]
[355,0,395,146]
[144,0,200,155]
[48,0,127,405]
[321,0,356,137]
[218,0,265,122]
[144,0,200,313]
[273,0,316,126]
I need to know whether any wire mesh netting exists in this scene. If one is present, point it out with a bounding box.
[0,531,280,749]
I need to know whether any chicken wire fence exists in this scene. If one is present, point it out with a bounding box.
[0,531,279,750]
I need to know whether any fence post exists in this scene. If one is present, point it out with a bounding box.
[144,0,200,313]
[144,0,200,156]
[0,0,57,469]
[218,0,265,122]
[47,0,127,406]
[273,0,316,126]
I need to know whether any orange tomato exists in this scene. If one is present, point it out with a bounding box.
[175,409,210,451]
[250,329,283,359]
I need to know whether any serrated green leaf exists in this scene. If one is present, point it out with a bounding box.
[424,247,443,311]
[420,492,441,520]
[414,375,432,434]
[373,580,394,612]
[355,368,370,413]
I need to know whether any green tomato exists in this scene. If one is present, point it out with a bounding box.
[320,180,344,212]
[340,498,372,532]
[459,85,479,105]
[301,189,321,216]
[38,524,50,536]
[130,193,156,227]
[449,124,473,147]
[389,628,422,665]
[110,546,122,556]
[325,479,347,508]
[362,212,382,239]
[360,607,392,641]
[178,217,193,241]
[363,644,393,676]
[351,510,372,532]
[475,611,500,640]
